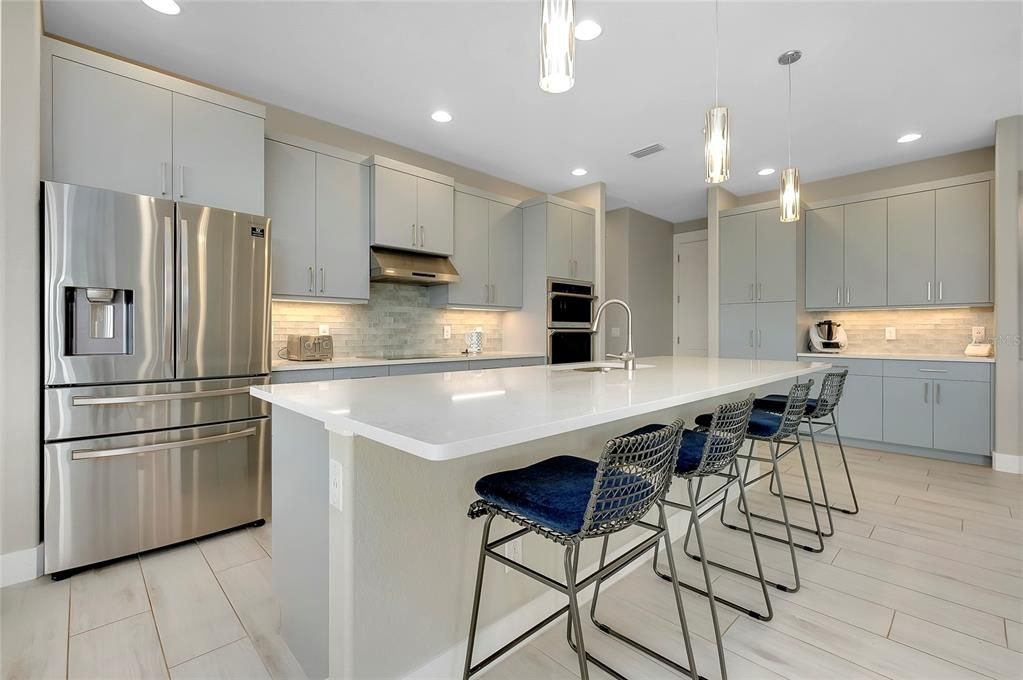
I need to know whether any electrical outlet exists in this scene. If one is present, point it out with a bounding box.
[885,327,897,340]
[504,538,522,573]
[318,324,330,336]
[972,326,986,342]
[329,459,342,510]
[443,325,452,339]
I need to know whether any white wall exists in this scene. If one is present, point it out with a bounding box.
[0,0,42,566]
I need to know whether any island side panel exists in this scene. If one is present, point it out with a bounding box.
[271,406,330,680]
[341,403,723,680]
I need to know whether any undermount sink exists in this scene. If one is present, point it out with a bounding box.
[554,362,655,373]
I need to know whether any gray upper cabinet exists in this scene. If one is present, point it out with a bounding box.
[372,165,419,250]
[316,154,370,300]
[755,209,797,303]
[432,190,523,309]
[171,93,264,215]
[371,160,454,256]
[489,201,524,307]
[719,213,757,304]
[571,210,596,283]
[51,57,172,200]
[935,182,991,305]
[546,203,574,279]
[266,138,370,302]
[266,140,317,297]
[805,206,844,309]
[843,199,887,307]
[887,191,936,306]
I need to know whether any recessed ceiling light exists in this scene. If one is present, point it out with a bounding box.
[575,19,602,41]
[897,132,922,144]
[431,110,453,123]
[757,168,776,176]
[142,0,180,15]
[571,168,588,176]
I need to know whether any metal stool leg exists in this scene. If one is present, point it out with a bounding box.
[463,515,495,680]
[768,417,836,536]
[686,481,727,680]
[832,414,861,514]
[564,545,589,680]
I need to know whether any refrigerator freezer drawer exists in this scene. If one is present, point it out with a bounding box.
[44,376,269,441]
[44,418,269,574]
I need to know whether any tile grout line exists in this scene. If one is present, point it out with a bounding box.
[138,553,174,679]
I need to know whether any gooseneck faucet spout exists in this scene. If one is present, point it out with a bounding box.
[591,299,635,371]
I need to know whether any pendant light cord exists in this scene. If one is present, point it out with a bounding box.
[786,62,792,167]
[714,0,720,106]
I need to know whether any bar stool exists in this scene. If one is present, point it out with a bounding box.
[758,370,859,516]
[462,419,703,680]
[693,381,822,593]
[610,394,763,680]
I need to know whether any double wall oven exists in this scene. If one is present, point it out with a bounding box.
[547,278,596,364]
[42,182,271,576]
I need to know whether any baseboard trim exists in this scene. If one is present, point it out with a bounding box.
[0,543,43,587]
[992,451,1023,474]
[813,434,990,467]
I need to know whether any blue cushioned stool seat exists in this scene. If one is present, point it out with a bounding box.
[695,409,782,438]
[753,394,818,415]
[474,455,614,535]
[621,424,713,475]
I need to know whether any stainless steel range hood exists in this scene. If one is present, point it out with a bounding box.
[370,247,461,285]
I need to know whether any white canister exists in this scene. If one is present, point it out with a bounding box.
[465,327,484,354]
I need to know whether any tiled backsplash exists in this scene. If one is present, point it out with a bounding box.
[809,307,995,355]
[272,284,505,357]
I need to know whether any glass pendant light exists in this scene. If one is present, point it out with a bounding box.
[540,0,575,94]
[704,0,729,184]
[778,50,802,222]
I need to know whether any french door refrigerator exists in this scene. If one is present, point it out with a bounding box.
[42,181,271,576]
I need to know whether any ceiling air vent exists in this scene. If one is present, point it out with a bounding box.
[629,143,665,159]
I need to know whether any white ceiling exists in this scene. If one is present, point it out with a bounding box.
[42,1,1022,222]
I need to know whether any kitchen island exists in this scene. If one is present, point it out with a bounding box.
[251,355,827,680]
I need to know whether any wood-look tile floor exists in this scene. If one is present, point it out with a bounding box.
[2,443,1022,679]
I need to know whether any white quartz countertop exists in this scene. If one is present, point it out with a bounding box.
[252,356,829,461]
[796,352,994,364]
[271,351,545,372]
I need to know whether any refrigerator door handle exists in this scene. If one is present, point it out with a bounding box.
[180,219,190,365]
[72,386,251,406]
[164,216,175,374]
[71,427,257,461]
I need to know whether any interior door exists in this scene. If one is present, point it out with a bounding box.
[804,206,845,309]
[719,213,757,304]
[265,140,316,297]
[416,178,454,255]
[887,191,936,306]
[447,192,490,306]
[177,204,270,379]
[51,57,172,200]
[372,166,418,249]
[843,199,888,307]
[489,201,523,307]
[571,210,596,282]
[755,208,797,303]
[171,93,264,215]
[316,154,370,300]
[674,235,708,356]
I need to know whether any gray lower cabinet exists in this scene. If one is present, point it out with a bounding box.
[755,302,797,360]
[932,379,991,455]
[387,361,468,376]
[836,375,883,441]
[718,304,756,359]
[468,356,546,370]
[272,369,334,384]
[882,377,934,448]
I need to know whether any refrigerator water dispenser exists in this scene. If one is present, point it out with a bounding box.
[65,287,132,355]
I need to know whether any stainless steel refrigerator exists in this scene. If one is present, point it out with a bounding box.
[42,181,271,576]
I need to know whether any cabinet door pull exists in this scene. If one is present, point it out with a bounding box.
[308,266,314,293]
[160,162,168,196]
[749,330,754,347]
[837,287,842,305]
[420,225,425,247]
[757,282,762,301]
[936,382,941,404]
[846,287,851,305]
[491,284,496,303]
[411,224,417,247]
[178,165,185,198]
[757,329,762,348]
[939,281,943,301]
[924,381,929,403]
[927,281,932,301]
[752,284,757,301]
[320,267,325,293]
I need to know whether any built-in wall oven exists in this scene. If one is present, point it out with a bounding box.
[547,278,595,363]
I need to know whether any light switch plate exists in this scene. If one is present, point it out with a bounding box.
[319,324,330,336]
[329,459,342,510]
[885,327,897,340]
[443,325,451,339]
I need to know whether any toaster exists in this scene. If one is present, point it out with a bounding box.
[286,334,334,361]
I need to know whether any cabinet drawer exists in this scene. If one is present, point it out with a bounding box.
[271,369,334,384]
[882,360,991,382]
[820,357,883,377]
[334,366,388,380]
[469,357,546,370]
[388,361,468,376]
